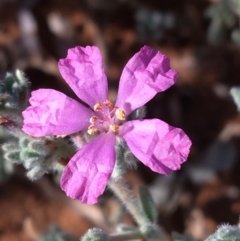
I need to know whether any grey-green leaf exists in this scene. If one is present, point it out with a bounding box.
[138,185,158,223]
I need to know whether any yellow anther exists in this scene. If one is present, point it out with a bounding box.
[115,109,126,120]
[110,124,119,134]
[94,103,102,111]
[87,125,98,135]
[89,116,98,124]
[103,100,113,110]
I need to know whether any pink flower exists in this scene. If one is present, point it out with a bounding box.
[22,46,191,204]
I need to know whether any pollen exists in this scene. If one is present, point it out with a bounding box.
[103,100,113,110]
[94,103,102,111]
[115,109,126,120]
[87,125,98,135]
[110,124,119,134]
[89,116,98,124]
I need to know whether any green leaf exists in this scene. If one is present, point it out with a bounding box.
[20,150,42,160]
[28,140,49,155]
[19,138,31,149]
[138,185,158,223]
[4,151,20,163]
[2,142,19,152]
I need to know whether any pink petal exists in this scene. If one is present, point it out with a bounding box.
[60,133,116,204]
[58,46,108,108]
[115,46,178,115]
[120,119,191,174]
[22,89,93,137]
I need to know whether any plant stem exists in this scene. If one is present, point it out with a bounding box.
[108,230,144,241]
[108,178,170,241]
[108,178,149,227]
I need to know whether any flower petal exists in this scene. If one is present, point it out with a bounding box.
[22,89,93,137]
[121,119,191,174]
[58,46,108,108]
[60,133,116,204]
[115,46,178,115]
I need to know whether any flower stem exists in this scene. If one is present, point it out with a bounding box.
[108,230,144,241]
[108,178,149,227]
[108,178,170,241]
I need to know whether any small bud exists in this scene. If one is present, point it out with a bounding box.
[205,224,240,241]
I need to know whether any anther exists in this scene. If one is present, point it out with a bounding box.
[115,109,126,120]
[89,116,98,124]
[87,125,98,135]
[103,100,113,110]
[110,124,119,134]
[94,103,102,111]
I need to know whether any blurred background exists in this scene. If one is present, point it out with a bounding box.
[1,0,240,240]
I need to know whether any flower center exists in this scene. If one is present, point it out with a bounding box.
[87,100,126,135]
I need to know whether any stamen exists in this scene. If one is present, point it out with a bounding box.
[115,109,126,120]
[103,100,113,110]
[89,116,98,124]
[94,103,102,111]
[87,125,98,135]
[110,124,119,134]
